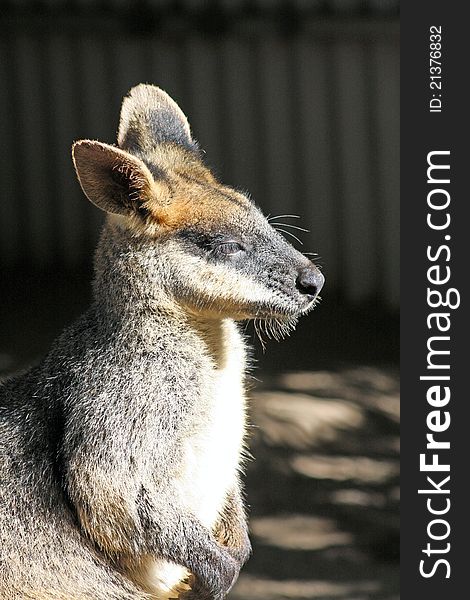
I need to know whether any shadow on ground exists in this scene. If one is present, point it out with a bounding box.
[230,366,399,600]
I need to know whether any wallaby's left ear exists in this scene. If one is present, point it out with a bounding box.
[72,140,158,216]
[118,84,197,155]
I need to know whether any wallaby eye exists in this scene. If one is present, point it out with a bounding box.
[216,241,244,256]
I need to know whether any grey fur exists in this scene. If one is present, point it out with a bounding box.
[0,85,323,599]
[118,84,198,156]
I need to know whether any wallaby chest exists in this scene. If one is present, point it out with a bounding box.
[135,320,247,597]
[174,319,247,527]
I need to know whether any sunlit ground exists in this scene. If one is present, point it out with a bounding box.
[231,366,399,600]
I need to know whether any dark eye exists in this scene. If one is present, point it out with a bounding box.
[216,241,244,256]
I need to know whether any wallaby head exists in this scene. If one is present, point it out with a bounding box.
[72,84,324,331]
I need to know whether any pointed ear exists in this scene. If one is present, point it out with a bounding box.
[117,84,197,154]
[72,140,157,216]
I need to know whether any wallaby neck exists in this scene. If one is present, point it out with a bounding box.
[91,220,243,371]
[92,219,180,318]
[185,316,242,371]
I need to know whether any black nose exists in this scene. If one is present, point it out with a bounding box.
[296,267,324,298]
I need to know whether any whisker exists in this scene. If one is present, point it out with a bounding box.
[272,222,309,233]
[273,227,304,245]
[267,214,300,222]
[253,318,267,351]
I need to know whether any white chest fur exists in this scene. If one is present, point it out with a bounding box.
[177,319,247,526]
[140,320,247,599]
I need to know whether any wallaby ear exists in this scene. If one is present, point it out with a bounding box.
[72,140,156,216]
[117,84,197,154]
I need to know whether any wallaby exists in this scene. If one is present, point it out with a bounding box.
[0,84,324,600]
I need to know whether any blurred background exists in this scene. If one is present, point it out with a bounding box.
[0,1,399,599]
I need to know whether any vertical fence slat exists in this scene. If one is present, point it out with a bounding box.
[184,36,225,177]
[294,37,338,288]
[334,41,376,303]
[375,39,400,308]
[15,34,53,267]
[47,35,86,266]
[220,36,263,202]
[257,36,298,218]
[0,39,19,266]
[149,40,187,111]
[112,37,149,114]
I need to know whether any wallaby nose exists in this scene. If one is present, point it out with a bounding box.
[296,267,324,299]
